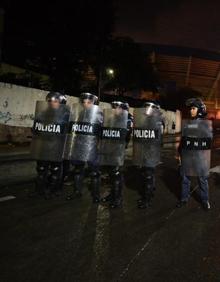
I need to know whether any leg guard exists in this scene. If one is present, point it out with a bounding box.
[138,167,155,208]
[90,170,101,203]
[62,160,71,182]
[74,165,84,194]
[66,164,84,200]
[34,161,49,196]
[48,163,63,196]
[109,167,123,208]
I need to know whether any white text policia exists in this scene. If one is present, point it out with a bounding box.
[133,129,157,139]
[34,122,61,133]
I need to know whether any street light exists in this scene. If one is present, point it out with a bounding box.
[106,68,114,76]
[98,68,115,100]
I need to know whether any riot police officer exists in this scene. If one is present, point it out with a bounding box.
[30,92,70,199]
[65,93,103,203]
[176,98,213,210]
[100,101,129,208]
[133,101,163,208]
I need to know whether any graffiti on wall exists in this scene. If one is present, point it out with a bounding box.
[0,82,180,131]
[0,112,35,125]
[19,114,34,121]
[0,111,12,123]
[3,100,9,108]
[0,96,35,126]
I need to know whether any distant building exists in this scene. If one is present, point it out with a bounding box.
[142,44,220,115]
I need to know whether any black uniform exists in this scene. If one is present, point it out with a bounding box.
[100,101,130,208]
[65,93,103,203]
[30,92,69,199]
[132,102,163,208]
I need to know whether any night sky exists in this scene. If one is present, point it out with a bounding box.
[115,0,220,51]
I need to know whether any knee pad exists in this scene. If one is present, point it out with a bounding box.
[50,165,62,182]
[36,165,47,179]
[142,168,154,184]
[51,165,61,173]
[110,167,123,183]
[90,170,101,179]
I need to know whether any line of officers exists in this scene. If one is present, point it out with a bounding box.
[30,92,213,210]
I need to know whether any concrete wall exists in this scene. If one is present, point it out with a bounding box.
[0,82,180,143]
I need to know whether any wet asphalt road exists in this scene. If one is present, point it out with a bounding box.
[1,147,220,282]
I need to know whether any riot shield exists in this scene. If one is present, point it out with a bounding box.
[64,103,102,162]
[99,108,128,166]
[181,119,212,176]
[133,108,162,167]
[30,101,70,162]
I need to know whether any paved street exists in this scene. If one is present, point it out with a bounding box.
[0,145,220,282]
[2,1,220,281]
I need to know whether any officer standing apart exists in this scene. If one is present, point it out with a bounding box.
[65,93,103,203]
[133,101,163,208]
[100,101,129,208]
[177,98,213,210]
[30,92,70,199]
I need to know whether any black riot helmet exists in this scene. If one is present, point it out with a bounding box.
[46,91,67,104]
[80,92,99,105]
[122,102,129,111]
[144,100,160,116]
[186,98,207,118]
[111,101,125,109]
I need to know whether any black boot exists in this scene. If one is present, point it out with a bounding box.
[66,171,83,200]
[110,176,123,209]
[137,193,152,209]
[137,184,153,209]
[176,200,188,208]
[202,201,211,211]
[138,168,154,209]
[48,164,63,198]
[137,182,146,206]
[29,162,48,198]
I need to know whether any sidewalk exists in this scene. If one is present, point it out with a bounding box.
[0,143,31,162]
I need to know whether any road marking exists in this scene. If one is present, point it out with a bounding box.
[118,206,177,281]
[166,208,176,220]
[118,233,156,281]
[0,195,16,202]
[191,185,199,194]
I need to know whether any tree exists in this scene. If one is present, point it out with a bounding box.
[2,0,115,94]
[98,37,159,95]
